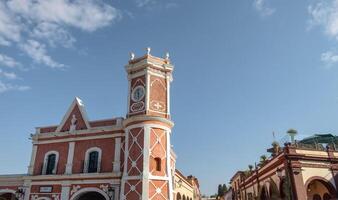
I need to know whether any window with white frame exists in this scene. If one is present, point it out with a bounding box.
[42,151,59,175]
[84,147,102,173]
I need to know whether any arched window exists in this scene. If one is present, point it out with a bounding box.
[42,151,59,175]
[88,151,99,173]
[176,193,181,200]
[84,147,102,173]
[182,195,186,200]
[154,157,161,171]
[46,154,56,174]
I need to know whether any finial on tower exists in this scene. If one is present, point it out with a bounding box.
[146,47,151,55]
[129,52,135,60]
[165,52,170,60]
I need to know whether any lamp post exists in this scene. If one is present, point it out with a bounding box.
[15,188,25,200]
[107,186,115,200]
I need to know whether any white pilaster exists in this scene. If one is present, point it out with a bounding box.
[113,138,121,173]
[28,145,38,175]
[23,180,31,200]
[65,142,75,174]
[166,130,173,200]
[61,182,71,200]
[166,75,171,116]
[146,72,150,112]
[142,125,151,200]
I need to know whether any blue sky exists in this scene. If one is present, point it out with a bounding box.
[1,0,338,195]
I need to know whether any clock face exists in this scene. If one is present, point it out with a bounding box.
[131,86,145,102]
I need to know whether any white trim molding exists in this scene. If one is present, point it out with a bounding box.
[83,147,102,173]
[61,184,71,200]
[34,133,124,145]
[70,187,109,200]
[0,189,16,195]
[42,151,59,175]
[28,145,38,175]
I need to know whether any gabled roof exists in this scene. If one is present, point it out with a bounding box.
[55,97,91,132]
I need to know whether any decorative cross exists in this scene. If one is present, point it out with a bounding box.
[153,102,162,110]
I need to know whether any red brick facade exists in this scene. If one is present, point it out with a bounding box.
[0,51,201,200]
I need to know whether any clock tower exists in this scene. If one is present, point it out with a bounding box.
[121,48,175,200]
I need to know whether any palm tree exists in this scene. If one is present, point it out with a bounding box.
[259,155,268,166]
[248,165,253,172]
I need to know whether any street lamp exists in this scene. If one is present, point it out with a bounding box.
[107,186,115,200]
[15,188,25,200]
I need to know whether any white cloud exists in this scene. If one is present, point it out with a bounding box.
[0,37,11,46]
[253,0,275,17]
[321,51,338,67]
[308,0,338,40]
[136,0,156,7]
[31,22,76,48]
[20,40,65,69]
[0,69,18,80]
[307,1,338,67]
[0,54,21,68]
[7,0,120,32]
[0,81,30,93]
[135,0,178,9]
[0,0,120,93]
[0,0,120,68]
[0,1,21,45]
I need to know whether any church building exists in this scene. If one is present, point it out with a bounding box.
[0,50,201,200]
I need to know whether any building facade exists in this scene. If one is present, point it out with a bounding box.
[230,134,338,200]
[0,50,201,200]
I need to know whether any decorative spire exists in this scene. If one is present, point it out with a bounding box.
[165,52,170,60]
[129,52,135,60]
[287,128,298,144]
[146,47,151,55]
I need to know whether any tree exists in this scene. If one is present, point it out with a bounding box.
[217,184,224,197]
[222,184,228,193]
[248,164,253,172]
[259,155,268,166]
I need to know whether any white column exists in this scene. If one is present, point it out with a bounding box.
[142,126,150,200]
[113,138,121,173]
[65,142,75,174]
[23,180,31,200]
[166,130,173,200]
[146,72,150,112]
[28,145,38,175]
[166,75,171,116]
[61,182,70,200]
